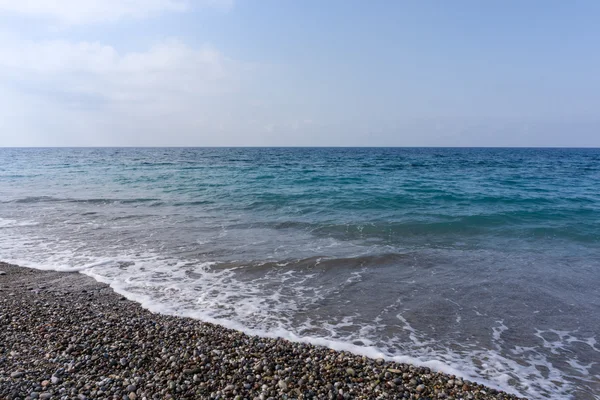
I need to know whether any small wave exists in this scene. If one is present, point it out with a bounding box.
[139,162,177,166]
[9,196,162,205]
[0,218,39,228]
[12,196,59,204]
[172,200,214,206]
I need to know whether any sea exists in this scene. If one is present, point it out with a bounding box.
[0,147,598,399]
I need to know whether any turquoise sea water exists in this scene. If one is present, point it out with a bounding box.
[0,148,599,399]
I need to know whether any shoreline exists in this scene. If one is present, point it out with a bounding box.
[0,262,526,400]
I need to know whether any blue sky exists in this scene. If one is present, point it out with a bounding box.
[0,0,598,146]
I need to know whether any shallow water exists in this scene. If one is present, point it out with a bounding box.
[1,147,599,399]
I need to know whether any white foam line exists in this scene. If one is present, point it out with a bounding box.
[81,268,519,397]
[2,257,107,272]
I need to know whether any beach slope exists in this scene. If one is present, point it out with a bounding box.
[0,262,525,399]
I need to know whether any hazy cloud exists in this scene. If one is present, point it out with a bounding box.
[0,35,255,145]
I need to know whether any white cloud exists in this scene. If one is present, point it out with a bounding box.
[0,0,232,25]
[0,38,237,98]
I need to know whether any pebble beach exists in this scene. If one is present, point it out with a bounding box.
[0,262,526,400]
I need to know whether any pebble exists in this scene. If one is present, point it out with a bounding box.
[278,379,289,391]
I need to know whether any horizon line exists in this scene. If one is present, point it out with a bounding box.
[1,146,599,149]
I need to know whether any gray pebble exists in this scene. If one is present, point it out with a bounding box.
[277,380,288,391]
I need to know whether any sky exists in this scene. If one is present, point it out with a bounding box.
[0,0,599,147]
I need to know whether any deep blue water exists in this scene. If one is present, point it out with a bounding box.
[1,148,599,399]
